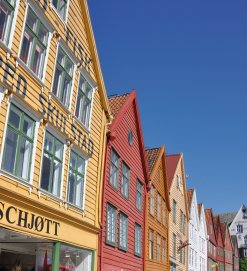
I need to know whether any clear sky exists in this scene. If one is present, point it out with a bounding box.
[88,0,247,214]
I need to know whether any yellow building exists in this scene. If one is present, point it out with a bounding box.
[0,0,110,270]
[166,154,189,271]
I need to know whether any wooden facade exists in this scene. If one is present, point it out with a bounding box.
[0,0,110,270]
[145,146,170,271]
[221,222,234,271]
[99,90,149,271]
[166,154,189,271]
[214,216,225,271]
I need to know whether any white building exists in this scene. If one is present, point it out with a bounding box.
[187,189,207,271]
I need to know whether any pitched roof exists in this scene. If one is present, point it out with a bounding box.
[145,147,162,175]
[108,93,130,118]
[166,154,181,189]
[220,222,227,241]
[213,216,219,235]
[198,204,202,216]
[186,189,194,211]
[218,212,237,226]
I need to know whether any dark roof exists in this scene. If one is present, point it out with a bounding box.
[218,212,237,226]
[220,222,227,241]
[186,189,194,211]
[145,147,162,175]
[165,154,181,189]
[213,216,219,236]
[108,93,130,118]
[198,204,202,216]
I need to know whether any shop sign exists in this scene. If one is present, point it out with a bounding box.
[0,200,60,236]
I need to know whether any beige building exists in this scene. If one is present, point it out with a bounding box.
[166,154,189,271]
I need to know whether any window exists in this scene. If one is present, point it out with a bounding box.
[150,186,155,215]
[179,210,183,232]
[149,229,154,260]
[136,179,143,211]
[67,151,85,208]
[119,213,128,251]
[179,240,183,263]
[172,233,176,257]
[20,7,49,78]
[183,214,186,234]
[134,224,141,256]
[162,200,166,225]
[75,73,93,128]
[157,234,161,261]
[237,224,243,233]
[109,149,119,189]
[244,236,247,245]
[106,203,117,246]
[172,199,177,223]
[52,0,67,21]
[162,238,166,263]
[244,249,247,257]
[40,132,63,197]
[2,104,35,181]
[157,193,161,221]
[0,0,15,45]
[52,46,74,107]
[121,162,130,198]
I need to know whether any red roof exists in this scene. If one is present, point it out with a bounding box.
[165,154,181,189]
[108,93,130,119]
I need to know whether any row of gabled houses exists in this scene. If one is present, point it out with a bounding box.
[0,0,241,271]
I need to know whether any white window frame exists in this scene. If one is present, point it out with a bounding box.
[17,0,54,83]
[0,96,40,188]
[119,212,128,251]
[106,203,117,246]
[150,186,155,216]
[50,0,70,24]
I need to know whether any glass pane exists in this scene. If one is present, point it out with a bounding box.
[40,153,51,191]
[20,30,33,64]
[44,133,53,152]
[59,0,66,19]
[0,1,12,43]
[31,42,45,77]
[54,139,63,159]
[2,129,18,174]
[26,8,37,32]
[70,152,76,169]
[51,159,61,196]
[52,67,62,96]
[82,98,91,127]
[17,137,32,180]
[66,58,73,76]
[67,171,75,204]
[85,82,92,99]
[77,157,85,175]
[38,22,48,45]
[75,175,83,207]
[57,48,64,66]
[79,76,86,91]
[23,115,34,138]
[75,91,83,119]
[9,106,21,129]
[61,76,71,106]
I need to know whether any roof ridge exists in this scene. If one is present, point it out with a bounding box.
[145,146,161,151]
[108,92,130,99]
[166,153,181,157]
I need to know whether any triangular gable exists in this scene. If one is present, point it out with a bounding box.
[214,216,224,248]
[146,146,171,211]
[229,204,246,233]
[79,0,111,117]
[188,189,200,230]
[205,209,217,245]
[108,90,149,182]
[199,204,208,239]
[223,223,233,252]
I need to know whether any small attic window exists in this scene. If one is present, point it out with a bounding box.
[128,130,133,146]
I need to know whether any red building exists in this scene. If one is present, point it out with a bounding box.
[214,216,225,271]
[220,222,234,271]
[231,236,240,271]
[205,209,218,271]
[98,90,149,271]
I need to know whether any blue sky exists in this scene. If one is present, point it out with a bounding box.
[88,1,247,214]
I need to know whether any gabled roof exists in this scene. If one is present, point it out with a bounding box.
[108,93,130,118]
[186,189,194,211]
[198,204,202,217]
[214,215,224,248]
[205,208,217,245]
[107,89,149,182]
[218,212,237,226]
[165,154,181,189]
[220,222,227,241]
[146,147,162,175]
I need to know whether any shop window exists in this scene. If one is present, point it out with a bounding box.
[136,179,142,211]
[40,132,64,197]
[134,223,141,257]
[20,7,49,79]
[75,73,93,128]
[106,203,117,246]
[0,0,15,45]
[148,229,154,260]
[52,0,67,21]
[59,244,92,271]
[121,162,130,198]
[149,186,154,215]
[109,148,119,189]
[52,46,74,107]
[1,104,35,181]
[119,212,128,251]
[67,151,85,208]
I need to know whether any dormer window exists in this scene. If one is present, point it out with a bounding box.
[237,224,243,233]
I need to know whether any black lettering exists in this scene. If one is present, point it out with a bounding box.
[16,73,27,97]
[0,202,5,220]
[45,218,53,234]
[35,216,44,232]
[88,139,94,155]
[82,134,87,149]
[48,101,56,124]
[6,206,17,224]
[28,213,35,230]
[62,115,67,133]
[71,123,77,141]
[66,28,72,45]
[39,93,47,116]
[4,62,16,90]
[53,221,60,236]
[17,210,28,227]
